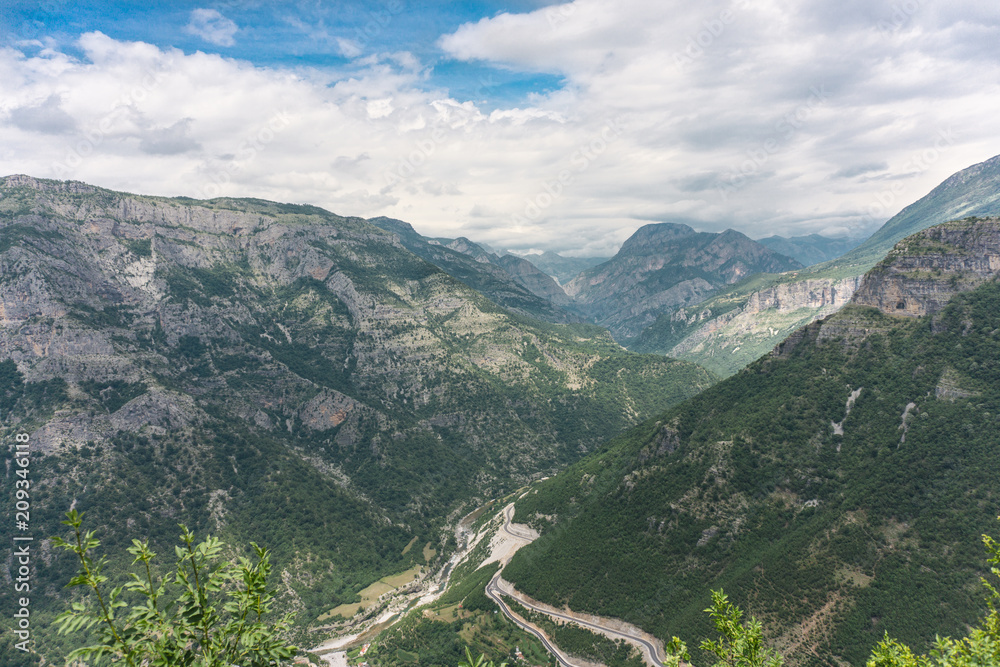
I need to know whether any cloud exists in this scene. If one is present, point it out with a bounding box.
[832,161,888,179]
[138,118,201,155]
[7,94,77,135]
[185,9,238,47]
[336,38,363,58]
[2,2,1000,257]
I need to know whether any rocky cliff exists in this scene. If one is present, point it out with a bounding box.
[494,253,573,306]
[503,217,1000,667]
[369,217,575,321]
[851,217,1000,316]
[367,217,575,323]
[631,154,1000,377]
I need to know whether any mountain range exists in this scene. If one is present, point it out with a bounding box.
[0,175,713,659]
[757,234,865,267]
[4,151,1000,667]
[563,224,803,340]
[631,153,1000,377]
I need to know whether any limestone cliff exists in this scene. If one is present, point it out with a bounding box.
[632,154,1000,377]
[851,217,1000,317]
[0,175,716,653]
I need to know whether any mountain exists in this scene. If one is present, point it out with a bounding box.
[0,175,716,660]
[757,233,865,267]
[840,153,1000,269]
[368,217,574,321]
[632,153,1000,377]
[516,251,610,285]
[564,223,802,340]
[502,217,1000,666]
[493,254,574,307]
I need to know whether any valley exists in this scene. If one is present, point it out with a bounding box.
[3,160,1000,667]
[0,175,713,663]
[3,5,999,667]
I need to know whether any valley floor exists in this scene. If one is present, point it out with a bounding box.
[315,497,667,667]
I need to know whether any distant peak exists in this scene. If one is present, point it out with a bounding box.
[368,216,418,236]
[619,222,697,254]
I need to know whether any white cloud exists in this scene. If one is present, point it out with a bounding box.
[185,9,238,47]
[2,1,1000,257]
[336,38,363,58]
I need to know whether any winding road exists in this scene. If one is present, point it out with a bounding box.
[486,504,667,667]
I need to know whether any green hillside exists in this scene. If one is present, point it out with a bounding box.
[503,223,1000,665]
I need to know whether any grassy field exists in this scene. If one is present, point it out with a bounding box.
[401,537,419,555]
[321,564,428,620]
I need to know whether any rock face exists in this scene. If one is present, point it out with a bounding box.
[494,254,573,306]
[658,275,864,375]
[503,217,1000,667]
[630,154,1000,377]
[851,218,1000,317]
[565,222,801,341]
[837,153,1000,270]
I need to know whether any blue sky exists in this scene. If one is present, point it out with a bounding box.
[2,1,1000,255]
[3,1,565,109]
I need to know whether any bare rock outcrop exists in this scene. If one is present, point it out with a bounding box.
[851,218,1000,317]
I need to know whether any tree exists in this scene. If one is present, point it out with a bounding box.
[662,589,783,667]
[458,646,508,667]
[53,510,298,666]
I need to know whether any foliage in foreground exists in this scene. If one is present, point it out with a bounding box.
[655,523,1000,667]
[53,510,297,666]
[866,524,1000,666]
[661,589,782,667]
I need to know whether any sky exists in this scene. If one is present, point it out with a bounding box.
[1,1,999,256]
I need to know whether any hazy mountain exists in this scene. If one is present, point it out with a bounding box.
[564,223,802,340]
[841,153,1000,268]
[369,217,574,319]
[503,218,1000,665]
[0,176,716,660]
[757,233,865,267]
[632,153,1000,377]
[368,217,574,323]
[493,253,574,307]
[515,251,610,285]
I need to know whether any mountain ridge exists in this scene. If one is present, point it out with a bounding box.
[630,153,1000,376]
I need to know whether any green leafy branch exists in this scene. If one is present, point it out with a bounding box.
[52,509,298,666]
